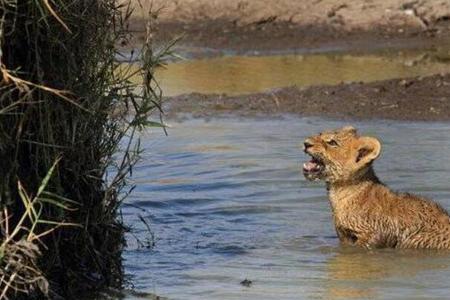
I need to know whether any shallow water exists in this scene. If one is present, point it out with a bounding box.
[151,47,450,96]
[120,117,450,300]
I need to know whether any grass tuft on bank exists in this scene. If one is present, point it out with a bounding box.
[0,0,170,298]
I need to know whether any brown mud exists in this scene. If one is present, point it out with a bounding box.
[128,0,450,121]
[129,0,450,55]
[166,74,450,121]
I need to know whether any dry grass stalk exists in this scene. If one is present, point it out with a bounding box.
[0,161,78,299]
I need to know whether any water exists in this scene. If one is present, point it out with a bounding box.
[148,47,450,96]
[121,117,450,300]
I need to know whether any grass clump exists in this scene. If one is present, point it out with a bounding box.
[0,160,77,299]
[0,0,169,298]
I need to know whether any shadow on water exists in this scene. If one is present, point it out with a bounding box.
[119,117,450,299]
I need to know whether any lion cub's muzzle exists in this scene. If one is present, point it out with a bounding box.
[302,139,326,181]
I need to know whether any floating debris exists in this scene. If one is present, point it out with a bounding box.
[240,278,253,287]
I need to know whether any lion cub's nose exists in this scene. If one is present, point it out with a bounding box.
[304,141,313,152]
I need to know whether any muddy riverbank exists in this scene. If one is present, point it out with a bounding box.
[165,73,450,121]
[129,0,450,56]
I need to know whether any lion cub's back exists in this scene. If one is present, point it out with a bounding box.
[372,187,450,249]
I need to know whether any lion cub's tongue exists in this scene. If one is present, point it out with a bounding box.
[303,160,319,172]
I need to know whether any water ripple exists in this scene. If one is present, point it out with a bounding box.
[122,117,450,300]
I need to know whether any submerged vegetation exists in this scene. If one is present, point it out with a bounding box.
[0,0,170,298]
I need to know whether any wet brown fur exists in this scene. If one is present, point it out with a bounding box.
[303,126,450,250]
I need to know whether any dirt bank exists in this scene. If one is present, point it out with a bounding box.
[129,0,450,55]
[165,73,450,121]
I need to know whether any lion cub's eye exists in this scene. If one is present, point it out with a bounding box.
[326,139,339,147]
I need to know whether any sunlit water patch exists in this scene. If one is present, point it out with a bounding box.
[119,117,450,300]
[137,47,450,96]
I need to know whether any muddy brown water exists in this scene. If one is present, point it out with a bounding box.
[150,47,450,96]
[114,118,450,300]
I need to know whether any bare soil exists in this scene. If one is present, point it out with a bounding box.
[165,74,450,121]
[130,0,450,54]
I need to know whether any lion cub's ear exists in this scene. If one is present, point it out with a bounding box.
[356,136,381,165]
[341,126,357,135]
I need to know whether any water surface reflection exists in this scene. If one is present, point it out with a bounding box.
[145,47,450,96]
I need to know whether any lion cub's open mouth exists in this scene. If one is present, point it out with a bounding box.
[303,155,325,178]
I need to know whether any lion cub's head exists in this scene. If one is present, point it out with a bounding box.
[302,126,381,183]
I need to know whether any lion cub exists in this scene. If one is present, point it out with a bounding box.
[303,126,450,250]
